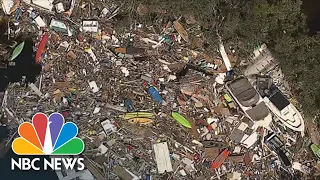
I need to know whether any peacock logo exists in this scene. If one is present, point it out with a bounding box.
[12,112,84,155]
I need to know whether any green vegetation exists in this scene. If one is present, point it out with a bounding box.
[121,0,320,116]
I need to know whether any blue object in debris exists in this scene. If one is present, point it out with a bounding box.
[146,175,151,180]
[148,86,163,103]
[14,8,22,23]
[124,98,135,112]
[226,70,233,78]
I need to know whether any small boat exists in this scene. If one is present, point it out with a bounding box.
[128,118,153,125]
[264,132,291,167]
[263,94,304,133]
[226,77,272,128]
[311,144,320,160]
[211,149,230,169]
[120,112,155,120]
[171,112,191,128]
[256,76,304,134]
[35,32,48,63]
[255,75,304,135]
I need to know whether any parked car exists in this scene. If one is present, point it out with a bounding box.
[226,77,272,127]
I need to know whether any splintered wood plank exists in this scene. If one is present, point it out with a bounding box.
[173,21,189,42]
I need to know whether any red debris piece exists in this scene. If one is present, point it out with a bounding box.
[210,149,230,169]
[35,32,48,63]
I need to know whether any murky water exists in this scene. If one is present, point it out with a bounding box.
[302,0,320,35]
[0,38,41,92]
[0,23,46,180]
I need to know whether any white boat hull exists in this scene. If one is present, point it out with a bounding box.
[263,97,304,134]
[226,86,272,129]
